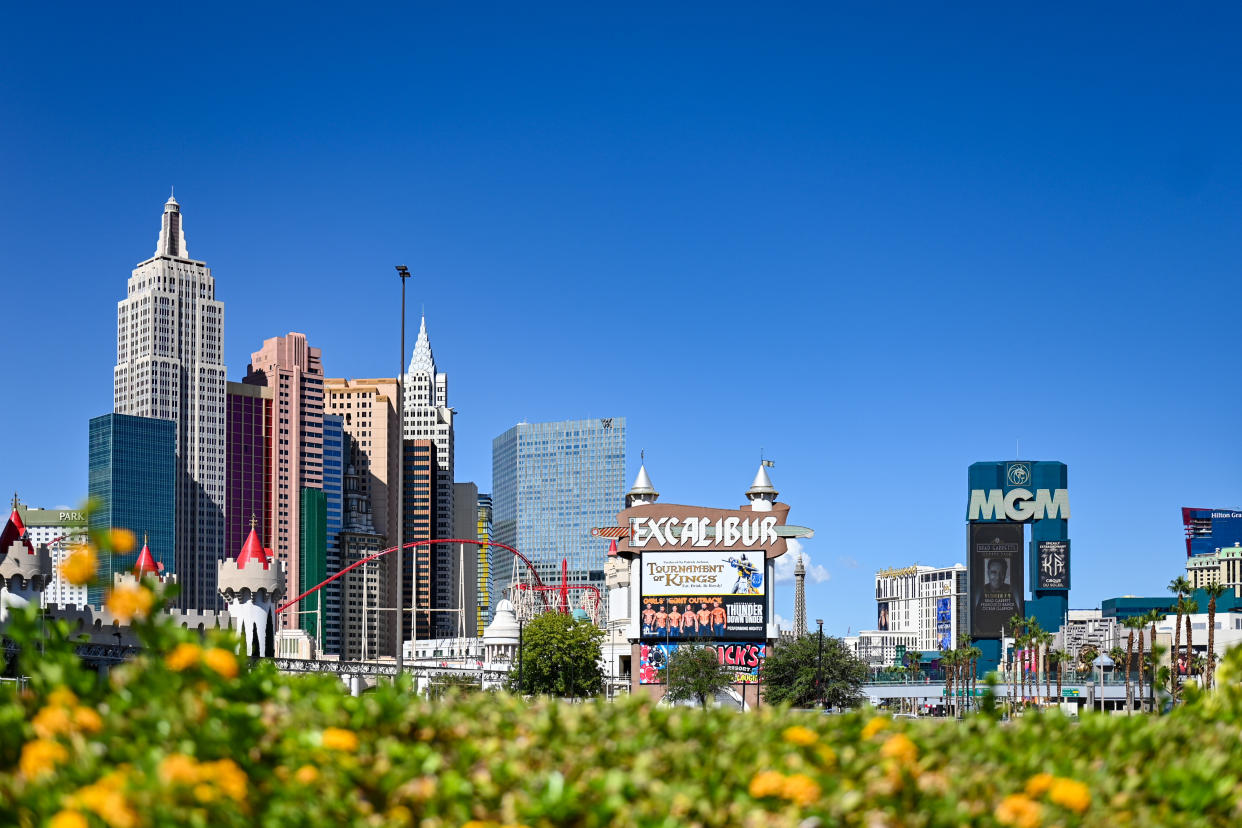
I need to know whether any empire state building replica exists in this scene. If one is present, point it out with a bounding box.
[113,194,227,610]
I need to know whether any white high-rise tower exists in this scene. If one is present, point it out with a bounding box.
[113,194,227,610]
[403,315,456,637]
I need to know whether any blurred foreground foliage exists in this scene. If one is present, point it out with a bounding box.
[5,534,1242,826]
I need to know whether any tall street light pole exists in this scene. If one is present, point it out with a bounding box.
[816,619,825,709]
[395,265,412,677]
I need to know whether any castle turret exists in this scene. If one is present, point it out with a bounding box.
[0,503,51,621]
[745,465,778,512]
[218,518,286,657]
[626,464,659,508]
[113,534,177,594]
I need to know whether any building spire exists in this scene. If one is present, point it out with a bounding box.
[794,552,807,637]
[155,191,188,258]
[406,313,436,377]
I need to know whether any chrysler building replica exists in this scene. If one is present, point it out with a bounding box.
[404,316,456,637]
[113,194,227,611]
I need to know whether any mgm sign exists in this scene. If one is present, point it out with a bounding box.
[967,461,1070,639]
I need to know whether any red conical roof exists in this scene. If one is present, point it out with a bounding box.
[133,538,159,576]
[236,527,270,570]
[607,539,619,557]
[0,508,34,556]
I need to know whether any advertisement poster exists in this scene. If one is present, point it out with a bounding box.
[641,551,766,641]
[1036,540,1070,590]
[969,522,1024,638]
[638,642,766,685]
[877,601,890,631]
[936,597,952,648]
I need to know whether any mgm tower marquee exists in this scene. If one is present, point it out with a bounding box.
[967,460,1070,671]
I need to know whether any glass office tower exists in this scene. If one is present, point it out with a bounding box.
[87,413,176,607]
[321,414,344,655]
[492,418,626,604]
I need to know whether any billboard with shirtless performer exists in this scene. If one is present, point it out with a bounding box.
[640,551,766,641]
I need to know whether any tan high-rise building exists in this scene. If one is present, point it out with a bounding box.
[325,377,401,655]
[244,333,323,630]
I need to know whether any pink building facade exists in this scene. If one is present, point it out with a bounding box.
[244,333,324,631]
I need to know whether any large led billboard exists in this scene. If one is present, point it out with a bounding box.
[640,551,766,641]
[1036,540,1070,590]
[638,642,765,684]
[969,522,1024,638]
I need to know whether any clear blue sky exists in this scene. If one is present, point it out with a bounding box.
[2,4,1240,634]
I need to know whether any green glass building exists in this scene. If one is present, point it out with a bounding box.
[87,413,176,606]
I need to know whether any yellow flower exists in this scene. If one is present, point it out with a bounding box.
[995,793,1043,828]
[202,758,248,801]
[294,764,319,784]
[105,584,154,623]
[782,725,818,746]
[781,773,822,806]
[1025,772,1054,797]
[60,546,98,586]
[322,727,359,751]
[108,528,137,554]
[861,717,888,740]
[1048,777,1091,813]
[204,647,239,679]
[748,770,787,799]
[193,783,218,803]
[73,706,103,734]
[19,738,68,779]
[816,744,837,767]
[159,754,200,786]
[32,705,74,739]
[49,812,89,828]
[880,733,919,766]
[166,643,202,671]
[71,781,139,828]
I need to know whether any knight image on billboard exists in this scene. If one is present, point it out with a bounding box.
[638,642,766,684]
[970,522,1024,638]
[640,551,766,641]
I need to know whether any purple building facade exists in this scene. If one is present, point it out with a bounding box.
[226,381,272,560]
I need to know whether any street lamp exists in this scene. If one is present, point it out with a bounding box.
[395,265,412,677]
[815,619,825,709]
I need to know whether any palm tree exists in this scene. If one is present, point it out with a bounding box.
[1204,582,1226,689]
[970,645,983,704]
[1168,576,1191,703]
[1007,614,1025,709]
[1025,618,1043,704]
[1122,617,1140,712]
[1123,616,1146,711]
[1050,650,1071,701]
[1144,609,1164,712]
[940,646,953,717]
[1040,631,1055,704]
[1183,598,1200,691]
[1109,645,1127,709]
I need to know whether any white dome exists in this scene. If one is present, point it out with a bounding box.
[483,599,520,644]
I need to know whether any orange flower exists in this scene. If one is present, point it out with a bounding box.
[32,705,74,739]
[1025,773,1054,797]
[166,643,202,671]
[322,727,359,751]
[108,528,137,554]
[159,754,200,786]
[19,739,67,779]
[748,770,786,799]
[294,765,319,784]
[60,546,98,586]
[995,793,1043,828]
[781,773,822,806]
[203,647,239,679]
[73,706,103,734]
[880,733,919,766]
[105,584,153,623]
[782,725,818,746]
[201,758,247,801]
[71,781,139,828]
[47,688,79,707]
[1048,777,1091,813]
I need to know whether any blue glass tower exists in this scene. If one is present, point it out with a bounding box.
[492,418,626,603]
[322,414,344,654]
[87,413,176,607]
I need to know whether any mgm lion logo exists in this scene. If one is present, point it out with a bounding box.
[1006,463,1031,487]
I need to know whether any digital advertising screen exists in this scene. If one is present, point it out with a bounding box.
[877,601,890,631]
[936,597,952,648]
[1036,540,1070,590]
[640,551,766,641]
[638,642,766,685]
[969,522,1024,638]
